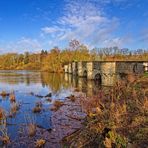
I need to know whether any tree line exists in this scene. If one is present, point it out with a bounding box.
[0,40,147,72]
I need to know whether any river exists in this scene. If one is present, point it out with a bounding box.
[0,70,102,145]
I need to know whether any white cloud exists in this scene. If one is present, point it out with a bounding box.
[41,26,61,34]
[41,0,123,48]
[0,37,42,53]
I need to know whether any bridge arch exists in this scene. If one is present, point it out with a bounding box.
[94,73,102,84]
[119,72,127,80]
[83,70,87,78]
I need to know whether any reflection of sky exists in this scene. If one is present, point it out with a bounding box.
[0,71,74,140]
[0,82,51,95]
[0,70,73,98]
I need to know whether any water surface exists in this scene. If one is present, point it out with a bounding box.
[0,70,101,142]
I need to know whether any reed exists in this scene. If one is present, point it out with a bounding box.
[9,92,16,103]
[35,139,46,148]
[32,101,42,113]
[50,100,64,111]
[24,114,36,137]
[62,77,148,147]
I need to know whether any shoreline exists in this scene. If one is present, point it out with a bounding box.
[7,93,86,148]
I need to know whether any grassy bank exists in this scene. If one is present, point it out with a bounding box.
[62,75,148,148]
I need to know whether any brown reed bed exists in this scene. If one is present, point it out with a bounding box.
[50,100,64,111]
[32,101,42,113]
[0,91,9,97]
[9,92,16,103]
[35,139,46,148]
[62,76,148,148]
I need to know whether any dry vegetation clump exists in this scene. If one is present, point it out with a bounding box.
[74,88,80,92]
[67,95,76,102]
[28,123,36,137]
[62,76,148,148]
[46,98,52,102]
[0,108,6,121]
[9,92,16,103]
[50,100,64,111]
[9,102,20,117]
[35,139,46,148]
[0,91,9,97]
[24,114,36,137]
[0,109,10,145]
[0,135,10,145]
[32,101,42,113]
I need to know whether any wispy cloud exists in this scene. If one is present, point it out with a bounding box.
[41,0,123,48]
[0,0,145,53]
[140,29,148,42]
[0,37,42,53]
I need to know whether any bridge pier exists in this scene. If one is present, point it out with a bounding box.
[143,62,148,72]
[77,62,83,77]
[64,61,145,86]
[86,62,93,79]
[68,63,72,74]
[101,62,116,86]
[64,65,69,73]
[72,62,78,75]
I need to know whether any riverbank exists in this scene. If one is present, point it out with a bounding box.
[62,75,148,148]
[7,93,86,148]
[0,73,147,148]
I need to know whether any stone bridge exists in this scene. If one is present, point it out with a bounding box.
[64,61,146,86]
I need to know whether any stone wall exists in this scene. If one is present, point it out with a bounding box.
[68,63,72,74]
[77,62,83,77]
[64,61,145,86]
[143,62,148,72]
[64,65,69,73]
[116,62,144,74]
[101,62,116,86]
[92,62,102,79]
[72,62,77,75]
[86,62,93,79]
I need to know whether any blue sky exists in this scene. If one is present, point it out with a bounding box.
[0,0,148,53]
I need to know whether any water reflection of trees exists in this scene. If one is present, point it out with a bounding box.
[40,72,71,93]
[0,71,103,96]
[40,73,102,96]
[0,71,41,85]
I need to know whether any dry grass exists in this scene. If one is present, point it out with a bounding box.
[28,123,36,137]
[35,139,46,148]
[0,91,9,97]
[50,100,64,111]
[0,108,6,121]
[46,98,52,102]
[0,108,10,145]
[67,95,76,102]
[9,102,20,117]
[32,101,42,113]
[9,92,16,103]
[24,114,36,137]
[62,76,148,147]
[32,106,42,113]
[0,135,10,145]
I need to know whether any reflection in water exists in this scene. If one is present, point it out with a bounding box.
[64,74,102,96]
[0,70,102,97]
[0,70,104,143]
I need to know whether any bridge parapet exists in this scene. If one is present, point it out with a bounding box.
[64,61,145,86]
[116,62,144,74]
